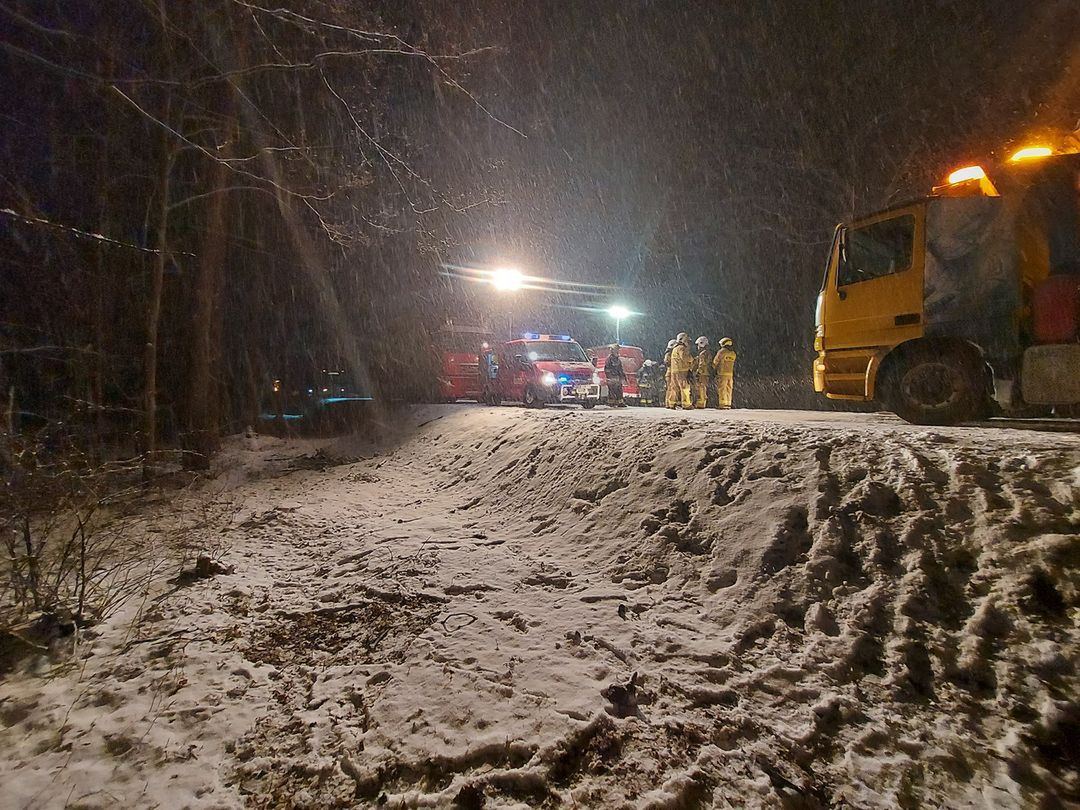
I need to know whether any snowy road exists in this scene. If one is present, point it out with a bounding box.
[3,405,1078,808]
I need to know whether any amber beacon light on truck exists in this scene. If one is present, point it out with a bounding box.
[814,136,1080,424]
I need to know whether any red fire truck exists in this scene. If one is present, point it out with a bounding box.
[436,324,494,402]
[495,334,601,408]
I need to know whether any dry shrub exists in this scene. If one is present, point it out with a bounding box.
[2,430,158,669]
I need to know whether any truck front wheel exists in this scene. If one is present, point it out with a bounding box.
[524,387,545,408]
[883,347,985,425]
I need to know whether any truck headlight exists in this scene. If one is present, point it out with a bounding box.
[541,372,557,387]
[593,372,601,385]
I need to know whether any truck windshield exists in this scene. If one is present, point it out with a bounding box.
[523,341,589,363]
[839,215,915,286]
[439,333,490,353]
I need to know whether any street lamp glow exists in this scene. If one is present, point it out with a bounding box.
[490,267,524,291]
[607,305,632,342]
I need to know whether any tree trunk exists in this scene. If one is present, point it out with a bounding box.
[143,96,173,469]
[184,148,231,470]
[144,111,173,473]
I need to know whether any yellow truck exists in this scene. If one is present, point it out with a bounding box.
[814,144,1080,424]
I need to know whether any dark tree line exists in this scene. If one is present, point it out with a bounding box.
[1,0,504,466]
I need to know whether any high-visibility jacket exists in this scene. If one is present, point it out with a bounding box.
[713,348,736,376]
[693,350,711,377]
[670,343,693,374]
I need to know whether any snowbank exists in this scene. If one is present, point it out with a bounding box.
[2,405,1077,807]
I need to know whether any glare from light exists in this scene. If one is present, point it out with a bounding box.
[490,267,524,291]
[1009,146,1053,162]
[541,372,557,387]
[607,305,631,320]
[947,165,987,184]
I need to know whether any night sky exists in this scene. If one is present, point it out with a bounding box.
[419,0,1079,368]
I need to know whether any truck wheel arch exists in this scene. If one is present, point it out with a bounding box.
[872,336,989,425]
[871,338,989,398]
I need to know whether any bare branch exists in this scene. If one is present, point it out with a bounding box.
[110,86,331,202]
[0,208,193,256]
[232,0,525,137]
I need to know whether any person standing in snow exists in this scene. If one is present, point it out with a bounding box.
[713,337,737,409]
[604,344,627,407]
[693,336,711,409]
[667,333,693,409]
[662,338,677,408]
[638,359,658,406]
[478,341,499,404]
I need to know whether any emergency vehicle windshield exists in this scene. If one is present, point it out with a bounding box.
[439,333,487,353]
[523,341,589,363]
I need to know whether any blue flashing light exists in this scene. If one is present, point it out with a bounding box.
[320,396,374,404]
[558,375,570,384]
[522,332,573,341]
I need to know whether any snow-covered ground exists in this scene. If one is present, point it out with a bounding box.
[2,405,1078,808]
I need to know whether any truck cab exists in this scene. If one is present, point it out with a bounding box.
[814,148,1080,423]
[496,334,601,408]
[436,325,494,402]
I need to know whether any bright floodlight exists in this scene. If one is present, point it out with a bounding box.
[490,267,524,291]
[608,305,631,320]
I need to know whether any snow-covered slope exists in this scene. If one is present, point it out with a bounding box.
[2,406,1078,808]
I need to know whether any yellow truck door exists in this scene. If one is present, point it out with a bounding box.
[819,204,925,397]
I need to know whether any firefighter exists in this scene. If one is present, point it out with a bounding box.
[693,336,711,408]
[478,341,499,405]
[605,344,627,407]
[662,338,677,408]
[638,360,658,406]
[713,337,737,409]
[667,333,693,409]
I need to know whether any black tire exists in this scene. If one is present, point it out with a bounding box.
[582,400,596,410]
[882,346,985,425]
[524,387,544,408]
